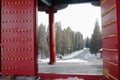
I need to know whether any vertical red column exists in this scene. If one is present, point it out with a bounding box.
[116,0,120,80]
[48,7,56,64]
[0,0,1,73]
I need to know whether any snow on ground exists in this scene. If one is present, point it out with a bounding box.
[38,58,49,63]
[57,58,88,63]
[56,51,102,65]
[38,48,102,65]
[38,48,87,63]
[84,52,101,60]
[54,77,84,80]
[56,48,89,63]
[62,48,86,59]
[38,49,102,80]
[38,58,89,64]
[83,52,102,64]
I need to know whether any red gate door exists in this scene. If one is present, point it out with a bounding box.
[1,0,38,76]
[0,1,1,73]
[101,0,119,80]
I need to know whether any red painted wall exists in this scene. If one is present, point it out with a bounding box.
[38,73,103,80]
[116,0,120,80]
[101,0,119,79]
[1,0,38,76]
[0,0,1,73]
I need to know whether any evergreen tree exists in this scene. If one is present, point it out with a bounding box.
[70,31,75,52]
[55,22,63,55]
[38,24,49,58]
[65,27,73,54]
[85,37,91,48]
[74,32,84,50]
[60,27,75,55]
[79,33,84,49]
[38,22,85,57]
[90,20,102,55]
[61,29,68,55]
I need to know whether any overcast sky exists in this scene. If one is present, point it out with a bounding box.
[38,3,101,38]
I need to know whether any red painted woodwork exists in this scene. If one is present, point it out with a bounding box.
[1,0,120,79]
[48,7,56,64]
[38,73,103,80]
[101,0,119,79]
[116,0,120,80]
[102,50,118,64]
[101,0,116,13]
[102,37,118,49]
[103,61,118,79]
[1,0,38,76]
[102,23,117,37]
[0,1,1,73]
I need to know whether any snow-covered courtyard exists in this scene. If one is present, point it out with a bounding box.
[38,48,103,80]
[38,48,102,65]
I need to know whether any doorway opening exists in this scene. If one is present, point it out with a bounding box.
[37,3,103,75]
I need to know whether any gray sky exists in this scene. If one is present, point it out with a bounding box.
[38,3,101,38]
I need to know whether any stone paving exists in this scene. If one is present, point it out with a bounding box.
[39,62,103,75]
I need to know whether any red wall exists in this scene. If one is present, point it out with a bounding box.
[116,0,120,79]
[101,0,119,79]
[1,0,38,76]
[38,73,103,80]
